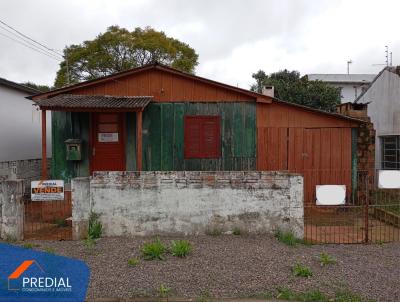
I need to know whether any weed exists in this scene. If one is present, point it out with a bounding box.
[275,229,299,246]
[54,218,67,228]
[44,247,55,254]
[84,237,96,248]
[232,227,242,235]
[141,238,166,260]
[22,243,34,249]
[170,240,192,258]
[375,240,384,245]
[88,212,102,239]
[277,288,328,302]
[319,252,336,266]
[158,284,171,299]
[127,257,139,266]
[205,228,222,236]
[196,289,212,302]
[292,263,313,278]
[334,289,363,302]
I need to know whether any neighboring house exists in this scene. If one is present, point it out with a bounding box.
[0,77,51,161]
[355,66,400,170]
[30,63,363,203]
[308,73,376,103]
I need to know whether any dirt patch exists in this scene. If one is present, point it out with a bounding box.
[15,235,400,301]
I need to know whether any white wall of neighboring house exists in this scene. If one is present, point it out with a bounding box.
[308,74,376,103]
[356,67,400,169]
[0,83,51,161]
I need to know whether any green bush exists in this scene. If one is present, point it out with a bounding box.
[319,252,336,266]
[170,240,192,257]
[88,212,102,239]
[127,257,139,266]
[292,263,313,278]
[141,238,167,260]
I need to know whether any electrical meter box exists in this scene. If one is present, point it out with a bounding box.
[65,139,82,161]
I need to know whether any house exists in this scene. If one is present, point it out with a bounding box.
[355,66,400,170]
[29,63,364,204]
[308,73,376,103]
[0,77,50,161]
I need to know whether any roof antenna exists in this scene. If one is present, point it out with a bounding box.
[372,45,393,68]
[347,60,352,74]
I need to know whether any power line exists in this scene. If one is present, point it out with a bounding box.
[0,23,62,60]
[0,18,63,57]
[0,31,61,61]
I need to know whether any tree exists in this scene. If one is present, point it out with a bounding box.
[22,82,51,92]
[251,69,341,112]
[54,26,199,88]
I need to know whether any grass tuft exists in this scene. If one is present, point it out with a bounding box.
[127,257,139,266]
[232,227,242,235]
[44,247,55,254]
[275,229,299,246]
[22,243,34,249]
[196,289,212,302]
[277,288,328,302]
[141,238,166,260]
[292,263,313,278]
[158,284,171,299]
[319,252,336,266]
[84,237,96,248]
[170,240,192,258]
[88,212,103,239]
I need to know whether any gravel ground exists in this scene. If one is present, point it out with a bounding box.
[13,235,400,301]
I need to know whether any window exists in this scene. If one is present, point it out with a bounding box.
[382,136,400,169]
[184,116,221,158]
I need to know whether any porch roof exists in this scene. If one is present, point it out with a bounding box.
[33,94,153,111]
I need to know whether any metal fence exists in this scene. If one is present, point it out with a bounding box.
[304,170,400,244]
[23,189,72,241]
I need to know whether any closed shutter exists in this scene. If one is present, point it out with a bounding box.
[184,116,221,158]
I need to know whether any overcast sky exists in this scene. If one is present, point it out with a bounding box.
[0,0,399,89]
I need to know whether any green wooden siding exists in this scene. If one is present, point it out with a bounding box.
[51,102,256,181]
[142,102,256,171]
[51,111,89,182]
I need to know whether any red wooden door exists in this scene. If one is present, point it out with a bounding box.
[91,113,125,172]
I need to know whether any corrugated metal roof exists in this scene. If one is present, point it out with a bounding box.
[307,74,376,83]
[0,77,40,94]
[33,94,152,110]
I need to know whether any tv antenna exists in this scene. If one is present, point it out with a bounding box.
[372,45,393,67]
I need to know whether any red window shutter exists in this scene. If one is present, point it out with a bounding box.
[184,116,221,159]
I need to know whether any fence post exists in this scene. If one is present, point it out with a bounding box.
[364,174,369,243]
[0,180,24,241]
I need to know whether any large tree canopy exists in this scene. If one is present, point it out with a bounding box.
[54,26,199,88]
[251,69,341,112]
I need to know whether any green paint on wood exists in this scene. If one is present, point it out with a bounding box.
[141,102,256,171]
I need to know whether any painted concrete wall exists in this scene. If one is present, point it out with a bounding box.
[72,171,304,238]
[0,180,24,240]
[357,69,400,168]
[0,85,51,161]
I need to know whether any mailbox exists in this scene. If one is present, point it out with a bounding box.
[65,139,82,161]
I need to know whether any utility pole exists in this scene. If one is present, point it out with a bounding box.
[347,60,352,74]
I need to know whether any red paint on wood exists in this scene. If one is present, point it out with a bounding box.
[184,116,221,159]
[91,113,125,172]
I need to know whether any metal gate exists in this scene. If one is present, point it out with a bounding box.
[23,189,72,240]
[304,170,400,244]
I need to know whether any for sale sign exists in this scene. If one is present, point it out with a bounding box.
[31,180,64,201]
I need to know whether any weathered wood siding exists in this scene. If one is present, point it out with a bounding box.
[51,102,256,180]
[141,102,256,171]
[257,102,356,203]
[51,112,90,182]
[67,69,256,102]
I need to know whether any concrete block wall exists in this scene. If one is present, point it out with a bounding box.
[72,171,304,238]
[0,159,50,194]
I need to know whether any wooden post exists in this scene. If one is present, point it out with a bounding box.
[41,109,48,179]
[136,110,143,171]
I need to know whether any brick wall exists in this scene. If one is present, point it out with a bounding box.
[72,171,304,238]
